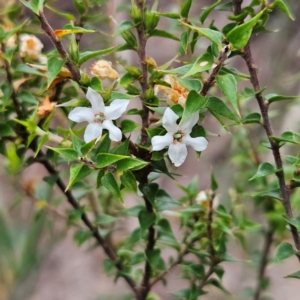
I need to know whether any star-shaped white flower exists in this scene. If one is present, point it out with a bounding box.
[68,87,129,143]
[151,108,208,167]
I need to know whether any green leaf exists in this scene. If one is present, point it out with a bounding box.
[0,123,14,137]
[101,172,122,201]
[66,164,92,190]
[116,158,148,172]
[270,131,300,145]
[71,130,85,155]
[160,64,192,76]
[216,74,239,115]
[140,183,159,206]
[127,108,144,116]
[80,140,95,156]
[226,9,266,49]
[96,153,128,168]
[249,162,278,181]
[156,218,179,249]
[20,0,44,14]
[176,78,202,92]
[96,169,105,188]
[121,119,140,133]
[15,64,44,76]
[285,271,300,279]
[181,0,192,18]
[181,22,223,47]
[114,21,134,36]
[47,57,66,88]
[206,97,239,122]
[95,214,116,225]
[79,47,116,65]
[282,215,300,231]
[96,133,111,154]
[74,230,92,246]
[47,147,78,162]
[138,210,156,231]
[154,12,180,19]
[273,0,295,20]
[145,248,162,269]
[265,93,300,104]
[241,112,261,124]
[45,5,76,21]
[254,187,282,200]
[200,0,221,24]
[180,91,207,125]
[120,171,137,192]
[211,171,218,191]
[155,189,180,211]
[150,29,179,41]
[182,52,214,78]
[272,242,296,263]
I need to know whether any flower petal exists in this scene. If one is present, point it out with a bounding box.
[151,133,173,151]
[104,99,130,120]
[84,123,103,143]
[168,141,188,167]
[86,87,105,113]
[102,120,122,142]
[182,135,208,152]
[68,107,94,123]
[179,112,199,134]
[162,108,179,133]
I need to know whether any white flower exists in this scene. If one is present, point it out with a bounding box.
[151,108,208,167]
[68,87,129,143]
[19,34,43,59]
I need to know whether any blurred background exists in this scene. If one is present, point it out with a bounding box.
[1,0,300,299]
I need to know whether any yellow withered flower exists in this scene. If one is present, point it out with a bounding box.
[90,60,119,80]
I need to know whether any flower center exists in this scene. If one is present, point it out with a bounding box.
[94,112,105,123]
[26,39,36,50]
[173,130,184,142]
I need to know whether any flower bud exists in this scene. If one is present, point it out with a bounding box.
[144,9,160,34]
[125,65,142,77]
[130,1,142,23]
[69,36,79,64]
[79,69,90,86]
[121,30,138,49]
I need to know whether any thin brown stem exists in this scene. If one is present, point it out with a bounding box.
[253,228,274,300]
[35,151,139,296]
[136,1,149,146]
[200,45,230,96]
[232,0,300,260]
[36,12,81,82]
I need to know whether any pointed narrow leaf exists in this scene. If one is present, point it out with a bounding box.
[181,0,192,18]
[101,172,122,201]
[66,164,92,190]
[206,97,239,122]
[120,171,137,192]
[79,47,116,65]
[180,91,207,125]
[273,0,295,20]
[151,29,179,41]
[47,147,78,162]
[20,0,44,14]
[176,78,202,92]
[116,158,148,172]
[249,162,278,181]
[200,0,221,24]
[272,242,296,263]
[138,210,156,231]
[96,153,128,168]
[241,112,261,124]
[265,93,300,104]
[216,74,239,115]
[47,57,66,88]
[285,271,300,279]
[182,52,214,78]
[226,9,266,49]
[270,131,300,145]
[253,187,282,200]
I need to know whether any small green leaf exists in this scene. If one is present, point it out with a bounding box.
[182,52,214,78]
[282,215,300,231]
[150,29,179,41]
[120,171,137,192]
[273,0,295,20]
[140,183,159,206]
[156,218,179,249]
[254,187,282,200]
[47,57,66,88]
[0,123,14,137]
[121,119,140,133]
[241,112,261,124]
[80,140,95,156]
[176,78,202,92]
[285,271,300,279]
[79,47,116,65]
[127,108,144,116]
[116,158,148,172]
[272,242,296,263]
[71,130,85,155]
[47,147,78,162]
[114,21,134,36]
[265,93,300,104]
[96,133,111,154]
[96,153,128,168]
[206,97,239,122]
[181,0,192,18]
[74,230,92,246]
[211,171,218,191]
[138,210,156,231]
[45,5,76,21]
[101,172,122,201]
[249,162,278,181]
[20,0,44,14]
[160,64,192,76]
[200,0,221,24]
[95,214,116,225]
[226,9,266,49]
[66,164,92,190]
[270,131,300,145]
[154,12,180,19]
[216,74,239,115]
[181,22,223,47]
[155,189,179,211]
[180,91,207,125]
[96,169,105,188]
[145,248,162,269]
